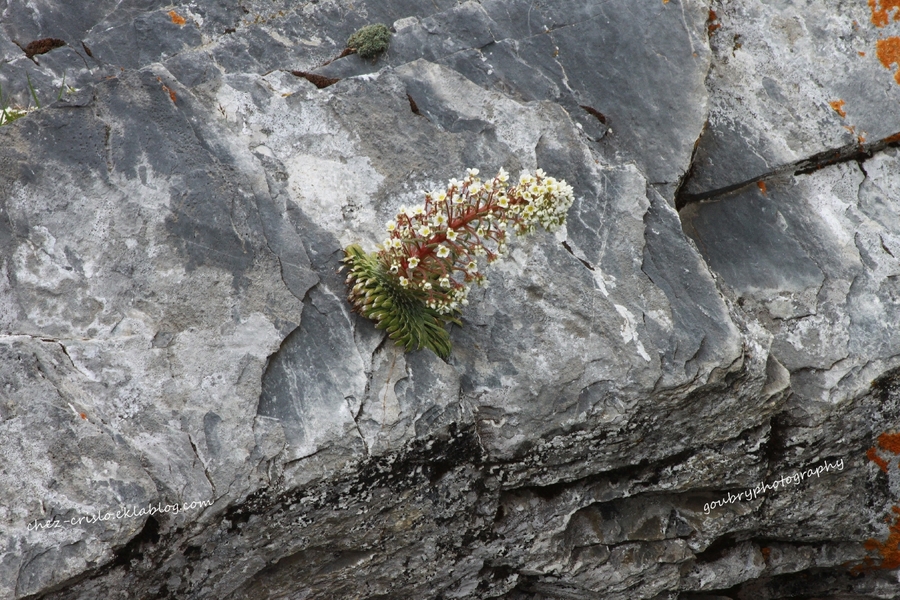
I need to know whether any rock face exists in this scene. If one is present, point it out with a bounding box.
[0,1,898,598]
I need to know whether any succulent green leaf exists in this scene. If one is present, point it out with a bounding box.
[343,244,456,359]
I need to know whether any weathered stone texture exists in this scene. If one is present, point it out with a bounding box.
[0,0,898,598]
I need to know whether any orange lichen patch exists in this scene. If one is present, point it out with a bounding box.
[876,37,900,84]
[877,431,900,454]
[876,37,900,69]
[663,0,670,4]
[869,0,900,27]
[760,546,771,561]
[868,446,890,472]
[830,99,847,118]
[858,134,867,144]
[860,51,867,56]
[80,412,87,420]
[155,76,177,102]
[757,181,767,195]
[707,10,721,35]
[862,506,900,570]
[168,10,186,26]
[883,131,900,143]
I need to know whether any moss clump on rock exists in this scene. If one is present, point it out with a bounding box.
[347,24,391,59]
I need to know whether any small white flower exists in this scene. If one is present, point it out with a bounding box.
[391,239,403,249]
[386,220,397,232]
[436,246,450,258]
[437,192,447,202]
[419,226,432,237]
[399,277,409,287]
[390,264,399,273]
[497,196,509,208]
[408,257,420,268]
[466,168,479,177]
[446,229,458,241]
[433,214,448,226]
[453,194,464,205]
[466,261,478,273]
[413,204,426,216]
[398,205,408,216]
[440,277,451,289]
[423,282,432,290]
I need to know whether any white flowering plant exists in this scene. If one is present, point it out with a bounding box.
[342,167,575,359]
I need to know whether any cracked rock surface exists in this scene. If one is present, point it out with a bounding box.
[0,0,898,598]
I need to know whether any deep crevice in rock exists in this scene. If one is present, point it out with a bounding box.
[560,240,594,271]
[290,70,340,89]
[676,131,900,210]
[673,119,708,210]
[110,516,161,571]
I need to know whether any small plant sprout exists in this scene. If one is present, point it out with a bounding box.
[0,80,33,126]
[26,72,41,109]
[0,70,68,126]
[342,167,575,359]
[347,24,391,59]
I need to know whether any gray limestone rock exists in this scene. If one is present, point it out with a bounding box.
[679,0,900,202]
[0,0,898,599]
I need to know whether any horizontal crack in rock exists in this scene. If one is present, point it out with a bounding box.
[676,131,900,210]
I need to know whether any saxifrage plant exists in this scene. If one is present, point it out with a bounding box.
[342,167,575,359]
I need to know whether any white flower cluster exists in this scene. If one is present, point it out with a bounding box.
[508,169,575,234]
[0,106,34,126]
[375,167,574,315]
